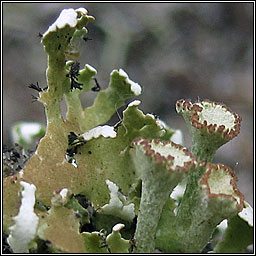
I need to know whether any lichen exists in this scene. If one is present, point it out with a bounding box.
[131,138,195,253]
[99,179,135,222]
[176,99,242,162]
[3,7,252,254]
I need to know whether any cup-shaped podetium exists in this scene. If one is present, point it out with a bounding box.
[200,163,244,214]
[176,99,242,162]
[173,162,244,253]
[130,137,196,253]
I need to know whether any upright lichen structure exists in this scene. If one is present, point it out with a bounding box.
[130,138,196,253]
[176,99,241,162]
[154,99,246,253]
[214,200,253,253]
[170,163,244,253]
[3,7,170,253]
[3,8,252,254]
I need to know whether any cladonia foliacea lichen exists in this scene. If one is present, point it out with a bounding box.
[3,8,253,253]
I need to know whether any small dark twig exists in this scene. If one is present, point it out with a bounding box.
[83,36,92,42]
[31,95,39,103]
[66,62,84,91]
[91,78,101,92]
[70,79,83,91]
[28,82,42,92]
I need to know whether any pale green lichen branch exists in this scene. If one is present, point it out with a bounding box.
[131,138,195,253]
[81,69,142,131]
[106,223,130,253]
[214,201,253,253]
[3,7,252,254]
[156,163,244,253]
[40,8,94,124]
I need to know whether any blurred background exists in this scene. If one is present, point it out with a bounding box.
[3,3,254,206]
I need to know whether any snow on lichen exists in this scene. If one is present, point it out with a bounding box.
[75,7,88,16]
[7,181,39,253]
[44,9,78,36]
[130,81,142,96]
[85,64,97,74]
[238,201,253,227]
[81,125,117,141]
[128,100,141,107]
[171,129,183,145]
[51,188,69,206]
[118,69,142,96]
[99,180,135,222]
[112,223,125,232]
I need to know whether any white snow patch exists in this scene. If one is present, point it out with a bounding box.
[75,7,88,16]
[118,69,142,96]
[7,182,39,253]
[238,201,253,227]
[59,188,68,199]
[171,129,183,145]
[130,81,142,96]
[170,183,186,201]
[128,100,141,107]
[112,223,125,232]
[118,69,128,78]
[156,119,167,129]
[81,125,116,141]
[146,113,156,119]
[51,188,69,206]
[216,219,228,233]
[100,180,135,222]
[44,9,78,36]
[85,64,97,74]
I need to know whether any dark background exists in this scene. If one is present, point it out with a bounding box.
[2,3,254,206]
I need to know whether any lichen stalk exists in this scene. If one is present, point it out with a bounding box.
[160,163,244,253]
[41,58,66,125]
[3,7,251,253]
[134,167,177,253]
[131,138,195,253]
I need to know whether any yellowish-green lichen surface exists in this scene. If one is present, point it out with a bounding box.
[3,7,251,254]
